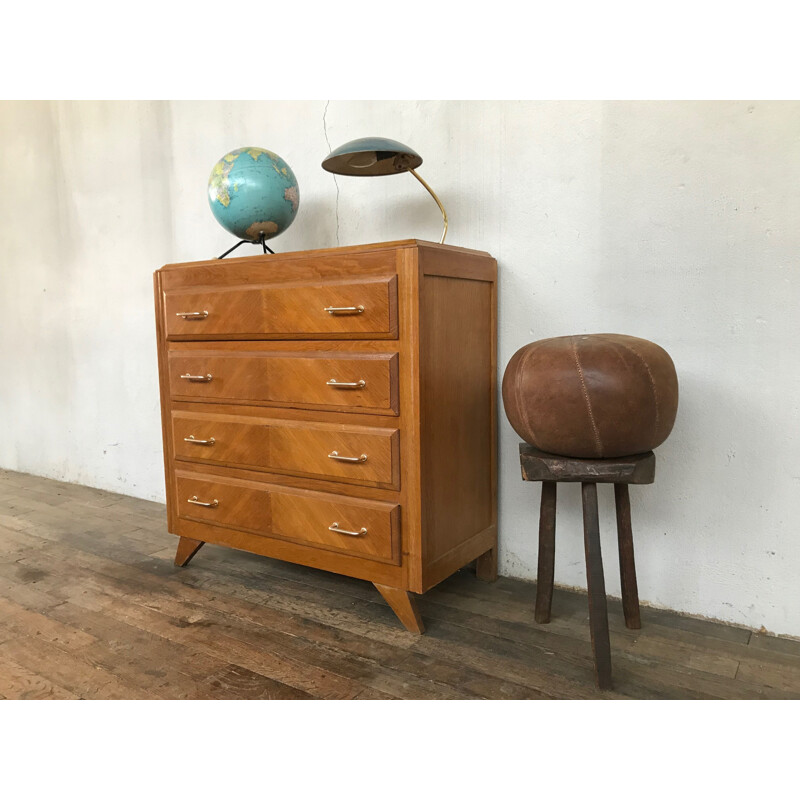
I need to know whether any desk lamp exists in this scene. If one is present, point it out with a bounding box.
[322,137,448,244]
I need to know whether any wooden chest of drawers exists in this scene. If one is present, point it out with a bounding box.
[154,240,497,632]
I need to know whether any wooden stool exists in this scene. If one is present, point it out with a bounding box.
[519,443,656,690]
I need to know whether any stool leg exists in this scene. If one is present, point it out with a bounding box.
[534,481,557,624]
[581,482,613,690]
[614,483,641,630]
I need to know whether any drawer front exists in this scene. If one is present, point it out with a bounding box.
[168,351,398,414]
[164,276,397,339]
[172,410,399,488]
[175,473,398,563]
[176,475,272,535]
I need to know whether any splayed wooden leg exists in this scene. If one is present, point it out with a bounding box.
[582,482,612,690]
[374,584,425,634]
[534,481,557,624]
[174,536,204,567]
[615,483,641,630]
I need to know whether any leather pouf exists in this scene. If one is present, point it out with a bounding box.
[502,333,678,458]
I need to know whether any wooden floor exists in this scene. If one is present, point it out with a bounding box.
[0,469,798,700]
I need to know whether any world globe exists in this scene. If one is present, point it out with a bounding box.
[207,147,299,242]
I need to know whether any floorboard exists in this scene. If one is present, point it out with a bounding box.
[0,468,798,700]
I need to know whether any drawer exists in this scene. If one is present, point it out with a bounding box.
[168,350,398,414]
[175,472,399,563]
[164,276,397,339]
[172,410,399,489]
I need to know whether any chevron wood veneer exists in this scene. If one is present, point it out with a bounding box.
[154,240,498,631]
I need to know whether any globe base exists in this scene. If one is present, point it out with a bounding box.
[217,233,276,260]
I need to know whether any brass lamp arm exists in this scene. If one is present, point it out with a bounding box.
[408,168,448,244]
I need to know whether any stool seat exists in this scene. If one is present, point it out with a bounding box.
[520,445,654,690]
[519,444,655,484]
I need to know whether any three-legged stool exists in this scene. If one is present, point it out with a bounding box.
[519,443,656,690]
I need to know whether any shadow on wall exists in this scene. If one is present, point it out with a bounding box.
[256,197,335,254]
[623,366,786,619]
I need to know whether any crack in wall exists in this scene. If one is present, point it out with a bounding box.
[322,100,340,246]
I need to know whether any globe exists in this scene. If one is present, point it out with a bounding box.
[207,147,299,242]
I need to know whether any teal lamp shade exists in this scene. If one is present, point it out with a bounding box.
[322,137,423,176]
[322,136,448,242]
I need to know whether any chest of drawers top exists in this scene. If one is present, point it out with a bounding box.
[157,239,492,337]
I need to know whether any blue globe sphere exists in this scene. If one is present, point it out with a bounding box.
[207,147,299,242]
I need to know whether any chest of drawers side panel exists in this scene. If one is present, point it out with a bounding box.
[416,244,498,592]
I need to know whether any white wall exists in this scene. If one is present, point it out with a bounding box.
[1,100,798,636]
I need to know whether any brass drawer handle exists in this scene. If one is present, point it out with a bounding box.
[328,522,367,537]
[328,451,367,463]
[187,495,218,508]
[180,373,213,382]
[326,379,365,389]
[184,435,215,446]
[323,305,365,315]
[176,311,209,319]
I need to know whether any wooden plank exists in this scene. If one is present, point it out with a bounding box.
[64,544,550,699]
[405,613,622,699]
[16,544,464,700]
[44,601,272,700]
[520,444,656,484]
[5,469,800,700]
[0,651,80,700]
[196,664,314,700]
[417,589,744,681]
[352,687,396,700]
[748,632,800,658]
[0,574,62,612]
[0,636,158,700]
[0,595,97,652]
[59,582,366,700]
[392,650,552,700]
[735,658,800,695]
[13,546,369,700]
[146,536,753,691]
[611,656,795,700]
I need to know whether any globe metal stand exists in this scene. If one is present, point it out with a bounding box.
[217,233,275,260]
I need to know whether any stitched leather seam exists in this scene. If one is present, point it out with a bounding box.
[516,342,540,446]
[572,336,603,457]
[611,337,661,439]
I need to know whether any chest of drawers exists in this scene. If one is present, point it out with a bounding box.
[154,240,497,632]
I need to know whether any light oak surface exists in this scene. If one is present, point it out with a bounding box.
[175,472,399,563]
[174,536,204,567]
[1,469,798,700]
[165,275,398,340]
[167,350,399,414]
[172,410,398,488]
[154,241,498,631]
